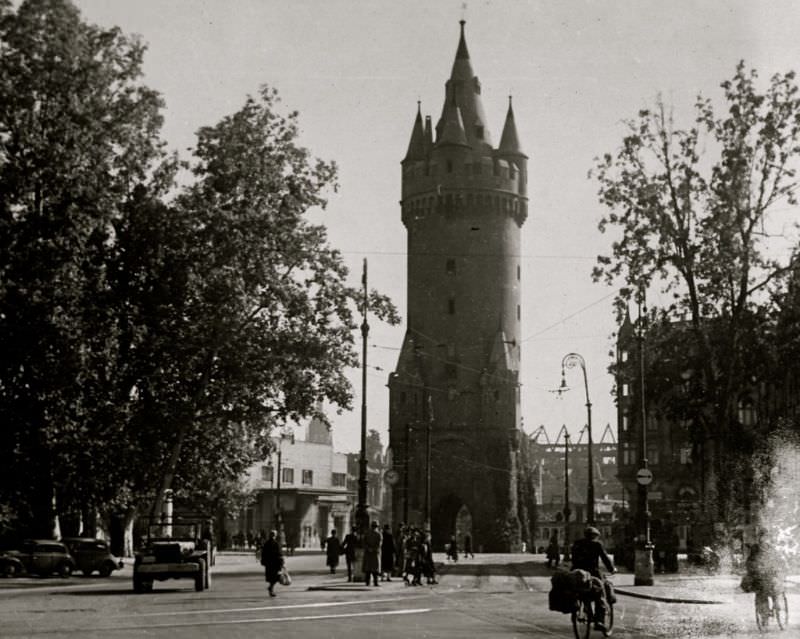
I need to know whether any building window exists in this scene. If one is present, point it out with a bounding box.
[517,304,521,320]
[301,470,313,486]
[281,467,294,484]
[620,350,628,362]
[332,472,346,487]
[680,447,692,464]
[621,383,629,397]
[647,414,658,431]
[647,447,660,465]
[622,443,637,466]
[261,466,273,482]
[446,258,456,274]
[621,413,629,432]
[447,159,453,173]
[738,396,757,427]
[448,298,455,315]
[517,264,521,281]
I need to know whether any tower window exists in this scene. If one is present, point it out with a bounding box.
[446,159,453,173]
[517,265,521,280]
[446,258,456,274]
[517,305,521,320]
[448,298,455,315]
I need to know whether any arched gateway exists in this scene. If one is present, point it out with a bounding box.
[387,21,531,552]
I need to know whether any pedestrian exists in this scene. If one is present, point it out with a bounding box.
[421,530,438,585]
[260,529,284,597]
[546,532,560,568]
[363,521,382,586]
[447,534,459,562]
[324,529,341,575]
[341,525,358,582]
[381,524,396,581]
[463,532,474,559]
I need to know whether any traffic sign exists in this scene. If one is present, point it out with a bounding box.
[384,469,400,486]
[636,468,653,485]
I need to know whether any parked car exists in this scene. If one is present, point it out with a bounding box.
[0,552,24,577]
[61,537,123,577]
[6,540,76,577]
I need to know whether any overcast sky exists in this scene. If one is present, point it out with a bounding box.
[70,0,800,453]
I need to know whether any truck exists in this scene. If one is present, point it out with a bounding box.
[133,521,211,593]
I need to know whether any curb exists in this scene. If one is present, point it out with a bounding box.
[615,587,725,605]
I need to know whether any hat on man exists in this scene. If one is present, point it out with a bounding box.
[371,521,379,528]
[584,526,601,539]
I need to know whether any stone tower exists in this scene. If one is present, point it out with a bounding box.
[387,21,529,551]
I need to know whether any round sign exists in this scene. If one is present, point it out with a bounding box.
[384,469,400,486]
[636,468,653,485]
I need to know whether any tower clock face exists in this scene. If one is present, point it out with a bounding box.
[384,469,400,485]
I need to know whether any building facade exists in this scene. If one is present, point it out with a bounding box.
[388,21,530,551]
[230,414,354,550]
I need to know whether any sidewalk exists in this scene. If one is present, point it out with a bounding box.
[613,571,800,604]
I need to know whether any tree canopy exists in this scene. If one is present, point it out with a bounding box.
[592,61,800,525]
[0,0,398,541]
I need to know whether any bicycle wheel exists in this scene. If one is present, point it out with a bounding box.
[571,599,592,639]
[775,592,788,630]
[755,593,770,632]
[602,600,614,637]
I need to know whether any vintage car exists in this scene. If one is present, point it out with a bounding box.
[133,522,211,593]
[6,540,76,577]
[0,552,24,577]
[61,537,124,577]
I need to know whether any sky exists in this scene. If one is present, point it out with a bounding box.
[69,0,800,453]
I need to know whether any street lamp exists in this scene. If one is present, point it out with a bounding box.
[355,258,370,537]
[563,431,571,561]
[558,353,595,525]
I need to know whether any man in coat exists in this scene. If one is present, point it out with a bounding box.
[260,529,284,597]
[362,521,382,586]
[341,525,358,582]
[324,529,341,574]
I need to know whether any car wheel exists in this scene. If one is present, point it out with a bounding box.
[133,574,144,593]
[2,563,18,577]
[81,569,93,577]
[58,563,73,578]
[195,558,206,592]
[99,564,113,578]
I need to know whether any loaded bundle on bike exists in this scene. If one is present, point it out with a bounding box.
[548,569,600,613]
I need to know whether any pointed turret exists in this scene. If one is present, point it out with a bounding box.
[403,102,426,162]
[424,115,433,151]
[436,97,469,148]
[436,20,492,148]
[499,96,526,158]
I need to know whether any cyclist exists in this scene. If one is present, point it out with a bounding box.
[571,526,616,633]
[745,530,786,619]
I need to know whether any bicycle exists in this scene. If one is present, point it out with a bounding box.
[755,588,788,632]
[571,575,614,638]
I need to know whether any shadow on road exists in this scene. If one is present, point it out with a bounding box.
[437,560,554,578]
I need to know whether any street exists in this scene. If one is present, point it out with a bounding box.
[1,552,797,638]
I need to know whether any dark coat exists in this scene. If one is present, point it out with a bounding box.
[570,537,614,577]
[342,532,357,561]
[325,535,341,567]
[260,538,284,585]
[362,528,381,573]
[381,531,396,572]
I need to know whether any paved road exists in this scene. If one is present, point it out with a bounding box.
[0,552,796,638]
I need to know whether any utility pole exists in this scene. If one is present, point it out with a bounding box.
[424,394,433,533]
[634,293,655,586]
[563,430,571,561]
[355,259,370,536]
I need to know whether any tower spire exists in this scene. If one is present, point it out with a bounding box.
[404,101,426,162]
[499,95,526,157]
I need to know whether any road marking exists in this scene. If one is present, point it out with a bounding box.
[77,608,433,632]
[120,595,428,617]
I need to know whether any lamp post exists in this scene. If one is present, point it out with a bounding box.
[558,353,595,525]
[274,432,294,549]
[634,296,655,586]
[355,259,370,537]
[424,394,433,533]
[563,431,571,561]
[403,423,411,525]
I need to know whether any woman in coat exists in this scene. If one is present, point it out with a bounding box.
[324,529,341,574]
[260,529,284,597]
[380,524,396,581]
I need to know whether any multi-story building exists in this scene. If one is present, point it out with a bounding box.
[230,413,354,550]
[387,20,531,551]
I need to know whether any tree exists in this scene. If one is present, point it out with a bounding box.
[0,0,169,537]
[591,62,800,527]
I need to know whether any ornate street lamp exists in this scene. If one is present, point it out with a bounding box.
[563,431,572,560]
[558,353,595,525]
[355,259,370,537]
